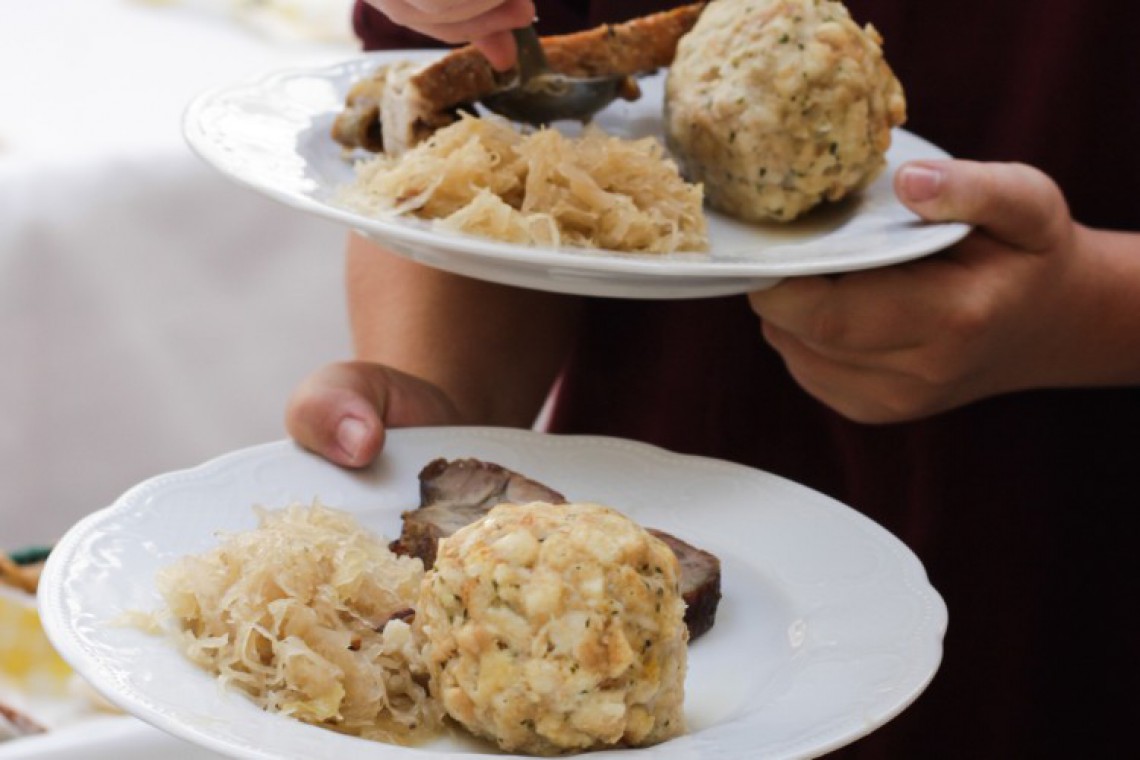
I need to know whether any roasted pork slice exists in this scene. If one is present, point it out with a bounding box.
[389,458,565,567]
[332,3,707,154]
[645,529,722,641]
[392,457,722,640]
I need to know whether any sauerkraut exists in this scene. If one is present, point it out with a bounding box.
[155,503,440,744]
[339,114,708,254]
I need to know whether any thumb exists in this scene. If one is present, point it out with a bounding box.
[474,30,518,71]
[894,159,1070,252]
[285,361,459,469]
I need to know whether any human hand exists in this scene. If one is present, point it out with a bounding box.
[285,361,463,468]
[748,159,1102,423]
[363,0,536,70]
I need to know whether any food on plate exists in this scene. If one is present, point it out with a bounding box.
[332,3,706,154]
[419,501,688,754]
[665,0,907,221]
[334,0,908,232]
[152,461,720,751]
[391,457,567,568]
[154,503,440,744]
[395,458,722,640]
[335,59,447,156]
[338,114,708,253]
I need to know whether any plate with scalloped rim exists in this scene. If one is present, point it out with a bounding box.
[183,52,969,299]
[39,427,946,759]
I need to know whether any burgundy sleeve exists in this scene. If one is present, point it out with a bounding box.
[353,1,444,51]
[351,1,693,51]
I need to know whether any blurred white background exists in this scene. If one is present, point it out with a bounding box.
[0,0,361,548]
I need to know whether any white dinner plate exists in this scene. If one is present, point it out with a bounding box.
[183,53,969,299]
[39,428,946,759]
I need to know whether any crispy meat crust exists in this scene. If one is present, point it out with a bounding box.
[542,2,706,77]
[332,3,706,152]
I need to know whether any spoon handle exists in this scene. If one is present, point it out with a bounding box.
[511,26,551,82]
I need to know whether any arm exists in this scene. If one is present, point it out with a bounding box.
[749,159,1140,423]
[287,234,582,466]
[345,233,582,425]
[287,0,586,466]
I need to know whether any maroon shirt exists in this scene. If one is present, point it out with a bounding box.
[354,2,1140,756]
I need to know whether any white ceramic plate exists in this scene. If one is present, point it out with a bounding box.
[39,428,946,759]
[183,53,969,299]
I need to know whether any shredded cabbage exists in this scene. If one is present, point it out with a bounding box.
[339,114,708,254]
[155,503,440,744]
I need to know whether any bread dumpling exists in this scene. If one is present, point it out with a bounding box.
[665,0,907,222]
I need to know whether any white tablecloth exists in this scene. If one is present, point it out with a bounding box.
[0,1,359,549]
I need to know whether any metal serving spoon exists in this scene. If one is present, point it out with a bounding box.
[480,26,639,126]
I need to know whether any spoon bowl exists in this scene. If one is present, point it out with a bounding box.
[480,26,638,125]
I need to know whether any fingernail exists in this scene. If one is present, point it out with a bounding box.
[900,165,944,202]
[335,417,369,461]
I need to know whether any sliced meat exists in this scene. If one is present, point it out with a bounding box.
[332,3,707,154]
[418,457,566,506]
[646,529,721,641]
[390,458,565,567]
[392,458,721,640]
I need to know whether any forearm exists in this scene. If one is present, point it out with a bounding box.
[345,233,583,427]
